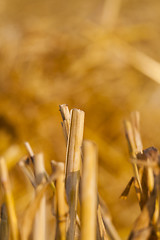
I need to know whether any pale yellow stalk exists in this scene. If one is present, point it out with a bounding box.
[0,157,19,240]
[59,104,71,144]
[124,120,142,193]
[33,153,46,240]
[51,161,68,240]
[65,108,85,240]
[81,140,97,240]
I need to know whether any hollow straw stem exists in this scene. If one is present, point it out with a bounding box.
[0,204,9,240]
[59,104,71,144]
[124,120,142,193]
[65,108,85,240]
[0,157,19,240]
[33,153,46,240]
[130,111,143,153]
[81,140,97,240]
[55,163,68,240]
[24,142,34,158]
[65,109,85,177]
[59,106,83,239]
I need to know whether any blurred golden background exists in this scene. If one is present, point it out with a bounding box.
[1,0,160,238]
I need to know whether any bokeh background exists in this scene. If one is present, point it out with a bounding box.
[1,0,160,238]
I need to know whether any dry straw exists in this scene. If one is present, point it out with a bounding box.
[59,104,71,145]
[3,105,160,240]
[122,112,160,239]
[65,108,85,240]
[51,160,68,240]
[33,153,46,240]
[81,140,97,240]
[0,204,9,240]
[0,157,19,240]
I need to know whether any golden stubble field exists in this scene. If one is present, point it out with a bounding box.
[1,0,160,239]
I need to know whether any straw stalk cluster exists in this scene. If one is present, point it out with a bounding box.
[0,105,159,240]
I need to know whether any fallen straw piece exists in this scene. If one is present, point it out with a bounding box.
[81,140,98,240]
[0,157,19,240]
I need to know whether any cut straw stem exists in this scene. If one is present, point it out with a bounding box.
[33,153,46,240]
[81,140,97,240]
[59,104,71,144]
[65,108,85,240]
[0,157,19,240]
[24,142,34,158]
[130,111,143,153]
[65,109,85,177]
[124,120,142,193]
[51,161,68,240]
[0,204,9,240]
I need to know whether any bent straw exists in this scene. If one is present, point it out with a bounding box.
[81,140,97,240]
[24,142,56,192]
[65,108,85,240]
[97,205,108,240]
[18,157,36,188]
[98,196,121,240]
[0,157,19,240]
